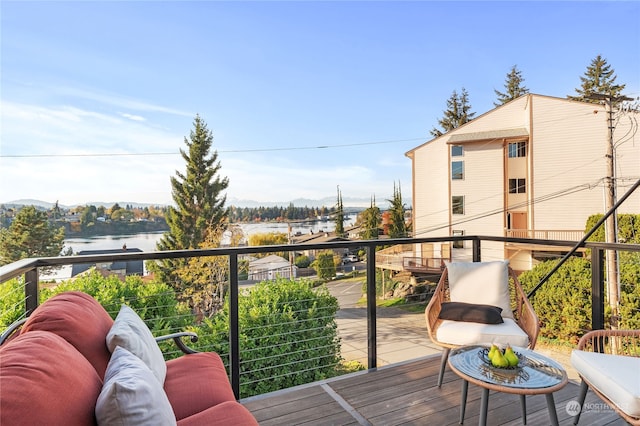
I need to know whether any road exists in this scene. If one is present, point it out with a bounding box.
[325,277,441,366]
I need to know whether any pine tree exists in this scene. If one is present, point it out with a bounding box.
[430,88,475,137]
[334,186,345,238]
[387,182,407,238]
[359,197,381,240]
[0,206,66,265]
[152,115,229,284]
[569,55,626,103]
[494,65,529,106]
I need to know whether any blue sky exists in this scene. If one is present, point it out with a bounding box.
[1,1,639,207]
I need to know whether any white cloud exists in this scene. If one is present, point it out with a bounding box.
[120,112,146,122]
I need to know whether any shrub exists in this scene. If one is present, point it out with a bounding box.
[294,255,311,268]
[191,278,341,398]
[311,250,336,280]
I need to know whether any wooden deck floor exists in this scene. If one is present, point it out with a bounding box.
[242,355,628,426]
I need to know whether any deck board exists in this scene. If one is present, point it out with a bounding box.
[241,355,628,425]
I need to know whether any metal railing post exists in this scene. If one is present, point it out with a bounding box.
[472,238,481,262]
[25,269,39,316]
[591,248,606,332]
[366,244,377,369]
[228,253,240,399]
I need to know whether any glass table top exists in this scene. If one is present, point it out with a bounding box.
[448,345,567,390]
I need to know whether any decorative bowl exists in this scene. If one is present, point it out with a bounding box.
[478,347,523,372]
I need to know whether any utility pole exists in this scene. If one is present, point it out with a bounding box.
[588,93,633,330]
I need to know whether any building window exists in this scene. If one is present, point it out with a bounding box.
[452,196,464,214]
[509,178,526,194]
[508,141,527,158]
[452,230,464,248]
[451,161,464,180]
[451,145,463,157]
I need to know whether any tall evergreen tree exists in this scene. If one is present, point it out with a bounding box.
[0,206,66,265]
[430,88,475,138]
[152,115,229,284]
[569,55,626,102]
[359,197,381,240]
[494,65,529,106]
[387,182,407,238]
[334,186,345,238]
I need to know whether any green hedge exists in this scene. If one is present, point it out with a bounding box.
[191,278,341,398]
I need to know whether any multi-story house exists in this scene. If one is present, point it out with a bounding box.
[405,94,640,271]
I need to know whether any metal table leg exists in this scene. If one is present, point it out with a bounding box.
[546,393,559,426]
[520,394,527,424]
[459,379,468,424]
[479,388,489,426]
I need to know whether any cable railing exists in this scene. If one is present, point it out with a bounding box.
[1,235,639,399]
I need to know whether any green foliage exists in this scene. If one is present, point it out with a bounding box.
[494,65,529,106]
[568,55,626,102]
[361,269,399,299]
[520,254,640,345]
[41,272,189,336]
[0,279,27,329]
[334,187,345,238]
[191,278,341,398]
[359,198,381,240]
[430,88,475,138]
[312,250,336,280]
[585,213,640,244]
[519,257,592,345]
[294,255,311,268]
[153,115,229,286]
[0,205,66,265]
[387,182,407,238]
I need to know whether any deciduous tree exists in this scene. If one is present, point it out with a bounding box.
[334,186,345,238]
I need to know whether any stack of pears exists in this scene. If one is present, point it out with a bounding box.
[488,344,519,368]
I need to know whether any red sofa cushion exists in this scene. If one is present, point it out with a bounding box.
[164,352,236,421]
[0,331,103,426]
[177,401,258,426]
[20,291,114,379]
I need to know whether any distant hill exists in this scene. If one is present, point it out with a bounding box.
[4,196,408,210]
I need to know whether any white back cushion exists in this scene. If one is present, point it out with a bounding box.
[447,261,513,319]
[96,346,176,425]
[106,304,167,384]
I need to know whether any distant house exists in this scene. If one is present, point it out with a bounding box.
[290,231,350,261]
[71,247,144,279]
[248,254,297,280]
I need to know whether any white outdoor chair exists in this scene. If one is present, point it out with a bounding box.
[425,260,539,387]
[571,329,640,425]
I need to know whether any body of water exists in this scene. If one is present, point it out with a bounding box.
[63,216,357,254]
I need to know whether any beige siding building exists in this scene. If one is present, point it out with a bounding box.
[406,94,640,271]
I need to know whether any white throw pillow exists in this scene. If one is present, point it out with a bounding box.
[96,346,176,426]
[106,304,167,384]
[447,260,513,319]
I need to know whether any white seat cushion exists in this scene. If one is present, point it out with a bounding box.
[447,261,513,319]
[571,350,640,418]
[436,317,529,347]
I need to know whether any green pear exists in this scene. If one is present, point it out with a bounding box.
[488,344,499,361]
[504,345,519,367]
[491,349,509,368]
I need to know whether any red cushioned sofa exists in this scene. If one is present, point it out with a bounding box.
[0,291,258,426]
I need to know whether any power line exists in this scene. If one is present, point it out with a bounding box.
[0,137,426,159]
